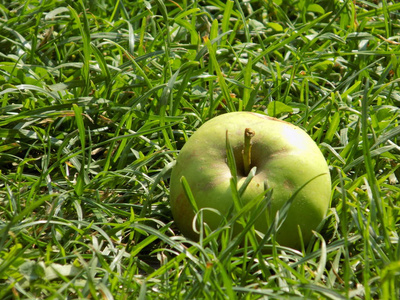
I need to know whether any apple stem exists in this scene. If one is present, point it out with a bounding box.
[243,128,255,175]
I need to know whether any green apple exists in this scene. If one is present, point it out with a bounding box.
[170,112,331,249]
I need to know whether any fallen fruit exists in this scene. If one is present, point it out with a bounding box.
[170,112,331,249]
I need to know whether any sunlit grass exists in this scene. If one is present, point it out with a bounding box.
[0,0,399,298]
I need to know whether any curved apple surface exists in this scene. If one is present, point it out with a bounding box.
[170,112,331,249]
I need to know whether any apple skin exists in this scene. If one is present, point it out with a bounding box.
[170,112,331,249]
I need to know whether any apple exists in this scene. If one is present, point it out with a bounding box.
[170,112,331,249]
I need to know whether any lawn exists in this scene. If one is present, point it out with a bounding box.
[0,0,399,299]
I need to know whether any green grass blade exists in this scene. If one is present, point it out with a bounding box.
[68,2,91,96]
[72,104,86,195]
[204,36,236,112]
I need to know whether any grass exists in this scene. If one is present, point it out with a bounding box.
[0,0,399,298]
